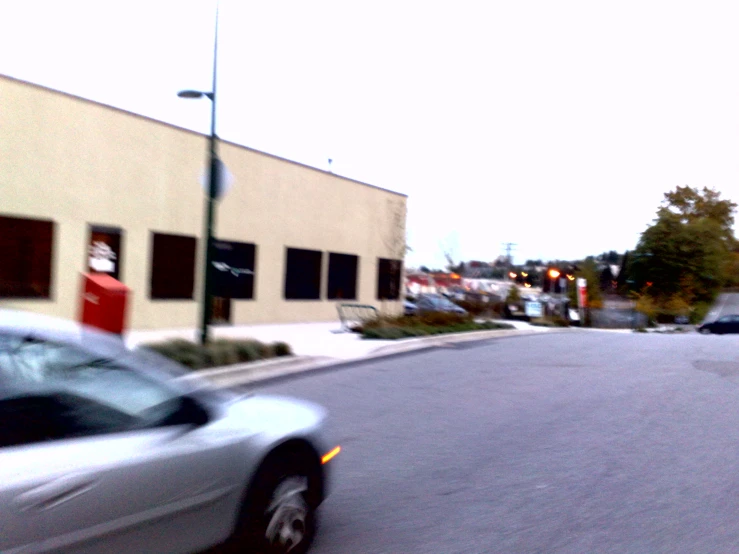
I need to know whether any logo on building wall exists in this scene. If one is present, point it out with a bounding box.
[212,262,254,277]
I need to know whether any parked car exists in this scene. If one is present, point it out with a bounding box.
[0,309,338,554]
[413,294,468,315]
[698,314,739,334]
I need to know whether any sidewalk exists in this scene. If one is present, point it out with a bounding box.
[125,319,554,387]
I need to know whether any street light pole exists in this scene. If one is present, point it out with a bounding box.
[178,2,220,345]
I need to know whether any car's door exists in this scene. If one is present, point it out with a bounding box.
[715,315,732,334]
[0,335,246,554]
[0,383,48,553]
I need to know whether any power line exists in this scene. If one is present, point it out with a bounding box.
[501,242,516,266]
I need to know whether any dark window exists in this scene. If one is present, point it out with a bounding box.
[211,240,256,299]
[0,215,54,298]
[150,233,197,299]
[284,248,322,300]
[327,253,359,300]
[88,225,123,281]
[377,258,403,300]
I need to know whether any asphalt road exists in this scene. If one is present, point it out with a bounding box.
[706,292,739,322]
[252,330,739,553]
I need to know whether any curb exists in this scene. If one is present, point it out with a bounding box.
[181,327,565,388]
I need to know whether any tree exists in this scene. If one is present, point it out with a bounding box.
[661,186,736,242]
[506,284,522,303]
[628,186,736,304]
[597,251,621,264]
[383,199,409,260]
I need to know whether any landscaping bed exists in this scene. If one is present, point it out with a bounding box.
[357,312,515,340]
[144,338,292,370]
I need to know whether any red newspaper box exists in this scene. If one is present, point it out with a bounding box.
[79,273,130,335]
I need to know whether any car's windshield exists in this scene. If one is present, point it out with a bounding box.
[0,335,181,424]
[426,296,456,309]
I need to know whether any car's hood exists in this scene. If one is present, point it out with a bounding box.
[223,393,327,438]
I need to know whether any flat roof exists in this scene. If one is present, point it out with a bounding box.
[1,73,407,199]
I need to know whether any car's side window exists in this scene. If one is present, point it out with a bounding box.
[0,335,181,449]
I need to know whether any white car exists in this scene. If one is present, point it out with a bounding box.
[0,310,339,554]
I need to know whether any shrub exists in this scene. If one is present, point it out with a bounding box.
[142,337,293,369]
[551,315,570,327]
[690,301,712,324]
[361,316,515,339]
[146,339,206,369]
[204,340,241,367]
[232,340,262,362]
[274,342,292,356]
[530,318,556,328]
[417,311,471,326]
[363,327,408,340]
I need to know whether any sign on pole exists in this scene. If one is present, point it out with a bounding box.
[200,159,234,199]
[525,301,543,318]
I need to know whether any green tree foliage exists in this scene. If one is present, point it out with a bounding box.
[628,186,737,304]
[506,284,522,303]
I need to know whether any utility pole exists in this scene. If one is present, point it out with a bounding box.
[501,242,516,278]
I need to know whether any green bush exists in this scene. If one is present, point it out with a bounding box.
[143,337,293,369]
[205,340,241,367]
[530,319,556,328]
[147,339,207,369]
[274,342,292,357]
[551,315,570,327]
[232,340,263,362]
[361,318,514,339]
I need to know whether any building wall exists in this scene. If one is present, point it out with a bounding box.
[0,75,406,329]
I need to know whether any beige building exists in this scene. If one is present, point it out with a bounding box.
[0,74,406,330]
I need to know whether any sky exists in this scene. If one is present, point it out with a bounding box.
[2,1,738,268]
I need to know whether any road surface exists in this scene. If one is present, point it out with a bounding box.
[252,330,739,553]
[705,292,739,323]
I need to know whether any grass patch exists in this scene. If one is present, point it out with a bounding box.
[143,338,293,370]
[360,313,515,340]
[530,316,570,328]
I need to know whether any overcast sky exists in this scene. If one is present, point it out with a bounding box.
[2,1,738,268]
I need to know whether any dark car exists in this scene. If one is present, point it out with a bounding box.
[413,294,467,315]
[698,314,739,334]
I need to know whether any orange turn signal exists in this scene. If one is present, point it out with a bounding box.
[321,446,341,464]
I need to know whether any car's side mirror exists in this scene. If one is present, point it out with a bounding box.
[159,395,210,428]
[179,395,210,427]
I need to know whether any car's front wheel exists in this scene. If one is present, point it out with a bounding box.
[699,327,712,335]
[232,456,319,554]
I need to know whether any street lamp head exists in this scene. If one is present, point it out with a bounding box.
[177,89,207,99]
